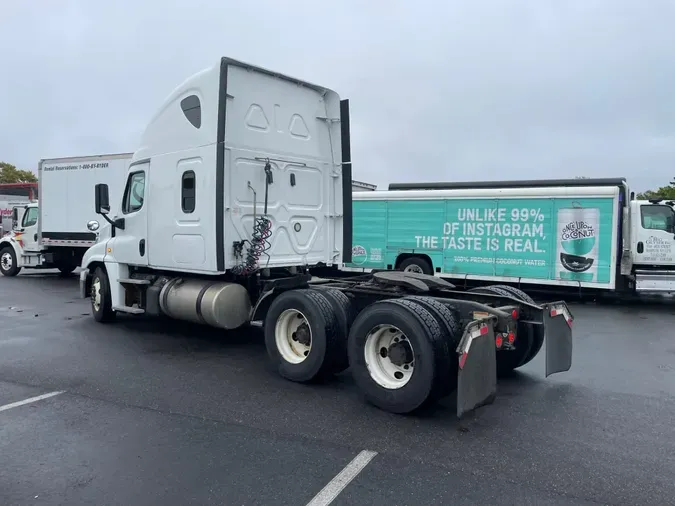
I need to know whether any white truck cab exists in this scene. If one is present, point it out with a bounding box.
[627,198,675,292]
[0,202,41,275]
[81,57,345,317]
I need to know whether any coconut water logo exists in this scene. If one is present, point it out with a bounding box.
[646,236,668,247]
[351,245,368,265]
[559,220,596,272]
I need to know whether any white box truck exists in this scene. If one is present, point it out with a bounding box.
[0,153,132,276]
[77,57,575,418]
[343,178,674,300]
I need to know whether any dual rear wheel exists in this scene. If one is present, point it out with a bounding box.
[468,284,545,374]
[264,288,461,414]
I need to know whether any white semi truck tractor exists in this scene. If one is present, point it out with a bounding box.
[79,57,575,417]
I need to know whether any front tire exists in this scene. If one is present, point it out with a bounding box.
[264,289,342,383]
[348,298,450,414]
[91,267,116,323]
[0,247,21,277]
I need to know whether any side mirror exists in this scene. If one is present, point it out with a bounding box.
[95,183,110,215]
[11,208,17,221]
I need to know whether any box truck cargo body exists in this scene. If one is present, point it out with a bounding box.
[345,178,675,298]
[0,153,132,276]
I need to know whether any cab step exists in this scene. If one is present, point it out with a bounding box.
[112,305,146,315]
[118,278,151,285]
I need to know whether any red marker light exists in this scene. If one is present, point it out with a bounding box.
[495,335,503,348]
[479,325,489,335]
[508,332,515,344]
[511,309,519,319]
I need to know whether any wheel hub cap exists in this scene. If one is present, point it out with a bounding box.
[387,341,413,366]
[364,324,415,389]
[91,278,101,312]
[1,252,12,269]
[275,309,312,364]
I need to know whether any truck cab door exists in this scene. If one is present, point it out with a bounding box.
[634,203,675,266]
[18,206,40,252]
[108,164,149,267]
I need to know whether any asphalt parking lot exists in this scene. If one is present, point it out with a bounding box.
[1,272,675,505]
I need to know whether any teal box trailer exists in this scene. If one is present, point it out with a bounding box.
[345,178,675,299]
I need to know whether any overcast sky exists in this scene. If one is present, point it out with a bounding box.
[1,0,674,192]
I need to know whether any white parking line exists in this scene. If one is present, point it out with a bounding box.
[306,449,378,506]
[0,391,65,413]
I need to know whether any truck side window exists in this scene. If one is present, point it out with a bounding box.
[181,171,196,213]
[180,95,201,129]
[21,207,38,228]
[640,204,674,233]
[122,171,146,214]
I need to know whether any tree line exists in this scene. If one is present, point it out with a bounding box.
[1,159,673,199]
[0,162,37,184]
[635,179,675,200]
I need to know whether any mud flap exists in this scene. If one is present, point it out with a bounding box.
[456,319,497,418]
[542,302,574,377]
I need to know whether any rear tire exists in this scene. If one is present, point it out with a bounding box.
[91,267,116,323]
[264,289,342,383]
[0,247,21,277]
[398,256,433,275]
[402,295,461,395]
[314,287,355,374]
[489,284,545,367]
[348,298,450,414]
[468,285,532,375]
[57,263,77,275]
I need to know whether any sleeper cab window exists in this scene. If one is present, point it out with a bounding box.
[640,204,674,233]
[123,171,145,214]
[180,95,201,129]
[182,171,196,213]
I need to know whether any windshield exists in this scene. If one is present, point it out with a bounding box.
[641,204,675,233]
[21,207,38,228]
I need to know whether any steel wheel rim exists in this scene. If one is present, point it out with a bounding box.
[403,264,423,274]
[275,309,312,364]
[1,251,12,270]
[364,324,415,389]
[91,276,102,312]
